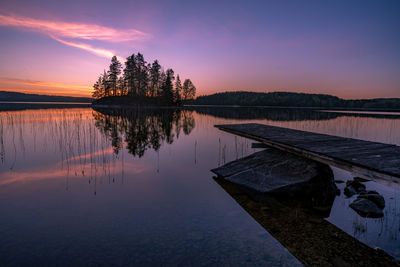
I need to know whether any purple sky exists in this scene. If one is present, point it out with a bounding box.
[0,0,399,98]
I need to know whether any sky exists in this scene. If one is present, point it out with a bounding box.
[0,0,399,98]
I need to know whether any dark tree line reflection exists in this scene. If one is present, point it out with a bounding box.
[189,107,338,121]
[93,108,195,157]
[189,107,400,121]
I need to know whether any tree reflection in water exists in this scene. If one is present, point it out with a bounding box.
[93,108,195,157]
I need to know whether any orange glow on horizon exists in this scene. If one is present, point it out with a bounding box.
[0,78,92,97]
[0,78,91,90]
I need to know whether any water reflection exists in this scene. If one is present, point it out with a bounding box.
[191,107,400,146]
[0,108,196,194]
[0,102,90,111]
[93,108,195,157]
[191,106,400,121]
[214,177,397,266]
[0,106,399,265]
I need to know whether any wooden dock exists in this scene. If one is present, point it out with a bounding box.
[215,123,400,183]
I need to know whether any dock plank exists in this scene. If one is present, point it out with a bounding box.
[215,123,400,182]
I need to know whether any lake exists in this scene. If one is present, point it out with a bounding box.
[0,106,399,266]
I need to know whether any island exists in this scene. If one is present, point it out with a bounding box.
[92,54,196,107]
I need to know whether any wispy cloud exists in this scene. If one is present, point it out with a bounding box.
[0,13,149,42]
[0,13,149,58]
[51,36,115,58]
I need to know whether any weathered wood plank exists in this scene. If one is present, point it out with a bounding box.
[215,123,400,182]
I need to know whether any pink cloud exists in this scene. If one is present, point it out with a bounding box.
[51,36,115,59]
[0,13,150,59]
[0,13,149,42]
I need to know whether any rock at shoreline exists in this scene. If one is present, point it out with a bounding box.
[211,148,337,214]
[350,198,384,218]
[211,148,335,195]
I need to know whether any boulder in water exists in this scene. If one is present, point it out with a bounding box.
[346,180,366,192]
[349,198,383,218]
[358,192,385,209]
[344,186,357,197]
[211,148,337,214]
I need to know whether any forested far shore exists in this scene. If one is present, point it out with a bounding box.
[92,54,196,106]
[0,91,92,103]
[194,91,400,109]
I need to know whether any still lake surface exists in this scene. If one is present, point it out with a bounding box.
[0,106,399,266]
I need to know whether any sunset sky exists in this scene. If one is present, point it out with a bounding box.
[0,0,399,98]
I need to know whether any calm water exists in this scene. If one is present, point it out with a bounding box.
[0,106,399,266]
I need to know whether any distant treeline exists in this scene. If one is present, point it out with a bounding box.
[92,54,196,106]
[194,91,400,109]
[0,91,92,103]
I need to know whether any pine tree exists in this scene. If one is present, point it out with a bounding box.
[158,69,167,97]
[161,68,175,105]
[92,75,103,99]
[149,60,161,97]
[102,70,111,97]
[174,75,182,105]
[108,56,122,96]
[117,77,125,96]
[124,54,137,96]
[135,53,149,97]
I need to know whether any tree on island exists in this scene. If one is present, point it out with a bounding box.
[149,60,161,97]
[92,70,110,98]
[92,53,196,106]
[124,54,137,96]
[182,79,196,101]
[108,56,122,96]
[174,75,182,105]
[161,69,175,105]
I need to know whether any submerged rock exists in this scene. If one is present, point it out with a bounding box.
[344,179,368,198]
[349,198,383,218]
[363,190,379,195]
[353,177,371,183]
[344,186,357,197]
[358,192,385,209]
[346,180,366,192]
